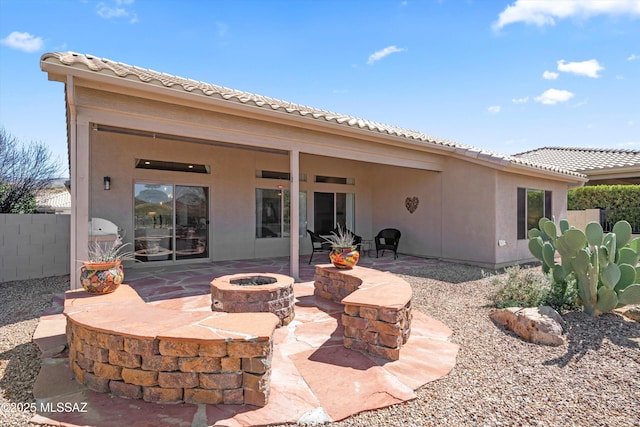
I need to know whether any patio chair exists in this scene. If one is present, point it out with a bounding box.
[374,228,401,259]
[307,229,332,264]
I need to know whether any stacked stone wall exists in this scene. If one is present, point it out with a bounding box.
[313,265,413,361]
[66,320,272,406]
[342,300,412,361]
[313,268,361,302]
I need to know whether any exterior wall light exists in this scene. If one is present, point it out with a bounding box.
[104,176,111,190]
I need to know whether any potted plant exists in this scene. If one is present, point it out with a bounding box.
[80,237,136,294]
[324,224,360,269]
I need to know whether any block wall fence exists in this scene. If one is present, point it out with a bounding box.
[0,214,70,283]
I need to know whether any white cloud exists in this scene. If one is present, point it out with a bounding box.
[488,105,501,114]
[97,1,138,23]
[534,88,575,105]
[628,53,639,61]
[0,31,44,52]
[557,59,604,78]
[367,45,406,64]
[512,96,529,104]
[492,0,640,31]
[215,22,229,37]
[615,141,640,148]
[543,70,559,80]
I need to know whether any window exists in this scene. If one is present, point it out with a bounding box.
[256,170,307,181]
[256,189,307,238]
[315,175,355,185]
[313,192,355,235]
[517,188,552,239]
[135,159,209,174]
[134,183,209,262]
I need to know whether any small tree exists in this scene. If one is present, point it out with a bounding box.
[0,127,62,213]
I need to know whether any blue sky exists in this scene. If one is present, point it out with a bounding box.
[1,0,639,177]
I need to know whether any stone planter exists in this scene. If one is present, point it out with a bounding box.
[329,247,360,269]
[80,260,124,294]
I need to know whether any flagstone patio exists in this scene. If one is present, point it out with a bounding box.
[31,255,459,426]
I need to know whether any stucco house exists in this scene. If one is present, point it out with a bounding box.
[514,147,640,185]
[40,52,586,287]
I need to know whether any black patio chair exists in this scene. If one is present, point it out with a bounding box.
[307,229,332,264]
[374,228,401,259]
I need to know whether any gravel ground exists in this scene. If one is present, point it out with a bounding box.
[1,265,639,427]
[0,275,69,427]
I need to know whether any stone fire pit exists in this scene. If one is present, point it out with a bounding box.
[210,273,295,326]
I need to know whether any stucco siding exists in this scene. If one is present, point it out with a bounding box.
[76,87,446,172]
[439,158,498,265]
[369,164,442,258]
[62,84,578,272]
[494,172,569,266]
[88,132,391,264]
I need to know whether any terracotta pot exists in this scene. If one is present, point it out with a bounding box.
[329,247,360,269]
[80,260,124,294]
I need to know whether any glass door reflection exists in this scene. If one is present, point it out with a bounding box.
[175,186,208,260]
[134,183,174,262]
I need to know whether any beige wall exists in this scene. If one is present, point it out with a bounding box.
[369,164,442,257]
[494,171,569,267]
[439,158,498,265]
[90,132,428,263]
[0,214,70,282]
[566,209,600,231]
[74,85,576,270]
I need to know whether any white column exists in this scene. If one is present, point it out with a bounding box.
[289,149,300,280]
[70,119,90,289]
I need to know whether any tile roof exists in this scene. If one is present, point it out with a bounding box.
[41,52,586,181]
[514,147,640,173]
[36,189,71,210]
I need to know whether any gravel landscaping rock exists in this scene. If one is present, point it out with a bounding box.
[0,275,69,427]
[1,263,639,427]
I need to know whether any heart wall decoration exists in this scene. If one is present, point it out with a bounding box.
[405,196,419,214]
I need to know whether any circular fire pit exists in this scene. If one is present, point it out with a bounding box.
[210,273,295,326]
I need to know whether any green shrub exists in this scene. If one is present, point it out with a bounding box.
[490,265,579,311]
[568,185,640,231]
[490,265,551,308]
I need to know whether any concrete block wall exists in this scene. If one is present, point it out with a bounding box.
[566,209,600,231]
[0,214,70,283]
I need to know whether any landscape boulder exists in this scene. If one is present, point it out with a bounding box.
[490,306,565,346]
[621,305,640,322]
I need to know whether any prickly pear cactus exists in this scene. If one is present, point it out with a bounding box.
[528,218,640,317]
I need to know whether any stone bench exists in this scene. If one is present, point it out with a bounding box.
[313,265,412,360]
[64,285,278,407]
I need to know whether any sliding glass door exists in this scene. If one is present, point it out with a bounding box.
[134,183,209,262]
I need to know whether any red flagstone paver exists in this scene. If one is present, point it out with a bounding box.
[290,345,416,421]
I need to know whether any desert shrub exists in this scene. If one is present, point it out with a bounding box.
[490,265,551,308]
[490,265,579,311]
[544,277,580,312]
